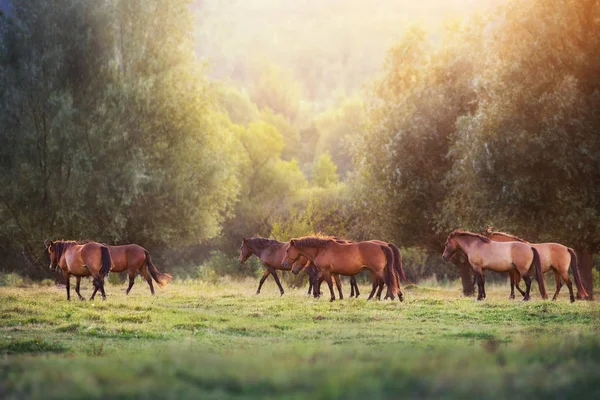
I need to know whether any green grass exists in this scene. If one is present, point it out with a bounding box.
[1,277,599,399]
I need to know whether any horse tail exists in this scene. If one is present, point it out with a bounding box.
[144,250,172,288]
[388,243,409,283]
[531,247,547,300]
[568,248,589,300]
[381,245,399,298]
[100,246,112,278]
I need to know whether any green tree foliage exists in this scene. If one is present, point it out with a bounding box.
[353,22,482,250]
[444,0,600,249]
[0,0,240,275]
[312,153,339,188]
[251,63,302,123]
[313,96,365,177]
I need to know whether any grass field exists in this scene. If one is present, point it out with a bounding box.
[1,277,600,399]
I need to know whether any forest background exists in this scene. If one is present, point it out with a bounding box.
[1,0,599,296]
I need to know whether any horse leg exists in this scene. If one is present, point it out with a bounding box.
[352,276,360,298]
[551,270,562,301]
[514,273,526,297]
[522,275,532,301]
[75,276,85,300]
[269,268,285,296]
[333,274,343,300]
[125,270,136,295]
[140,265,155,295]
[64,271,71,301]
[376,280,385,301]
[89,279,99,301]
[350,277,355,298]
[256,269,271,294]
[558,268,575,303]
[321,272,335,302]
[367,272,378,300]
[307,276,313,296]
[314,275,323,298]
[474,269,485,301]
[508,271,515,299]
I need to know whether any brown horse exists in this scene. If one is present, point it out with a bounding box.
[304,236,409,301]
[47,240,112,301]
[483,228,588,302]
[108,244,172,295]
[442,230,547,301]
[239,237,294,295]
[283,236,399,302]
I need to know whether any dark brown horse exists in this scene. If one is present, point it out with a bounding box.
[239,237,294,295]
[442,230,547,301]
[483,228,588,302]
[47,240,112,300]
[283,236,399,302]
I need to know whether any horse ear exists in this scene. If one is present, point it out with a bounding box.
[290,239,296,246]
[242,237,247,243]
[484,226,493,234]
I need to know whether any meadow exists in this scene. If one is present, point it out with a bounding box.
[1,277,600,399]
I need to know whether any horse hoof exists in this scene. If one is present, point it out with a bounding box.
[329,298,335,302]
[509,295,515,300]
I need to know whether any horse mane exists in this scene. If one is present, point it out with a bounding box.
[292,235,337,248]
[448,229,491,243]
[483,227,528,243]
[51,240,79,261]
[246,237,284,252]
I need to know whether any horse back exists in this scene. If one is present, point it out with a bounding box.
[108,244,146,271]
[262,242,289,269]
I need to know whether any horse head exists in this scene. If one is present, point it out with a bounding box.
[239,238,253,264]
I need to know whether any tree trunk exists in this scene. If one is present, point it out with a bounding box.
[455,252,474,296]
[576,249,594,300]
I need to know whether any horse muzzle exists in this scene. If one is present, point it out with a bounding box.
[282,260,290,269]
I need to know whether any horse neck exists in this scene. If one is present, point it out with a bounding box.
[455,236,481,255]
[296,245,319,261]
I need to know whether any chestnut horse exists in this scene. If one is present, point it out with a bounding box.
[283,236,399,302]
[483,228,588,302]
[442,230,547,301]
[108,244,172,295]
[47,240,112,301]
[293,239,407,301]
[239,237,295,295]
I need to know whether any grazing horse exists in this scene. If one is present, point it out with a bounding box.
[483,228,588,302]
[47,240,112,301]
[282,236,399,302]
[442,230,547,301]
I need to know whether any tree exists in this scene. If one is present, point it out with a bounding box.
[312,153,339,188]
[444,0,600,296]
[0,0,241,275]
[351,22,483,291]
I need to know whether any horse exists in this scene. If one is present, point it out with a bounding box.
[239,237,294,295]
[47,240,112,301]
[483,228,588,302]
[105,244,172,295]
[282,236,399,302]
[293,239,407,301]
[442,230,547,301]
